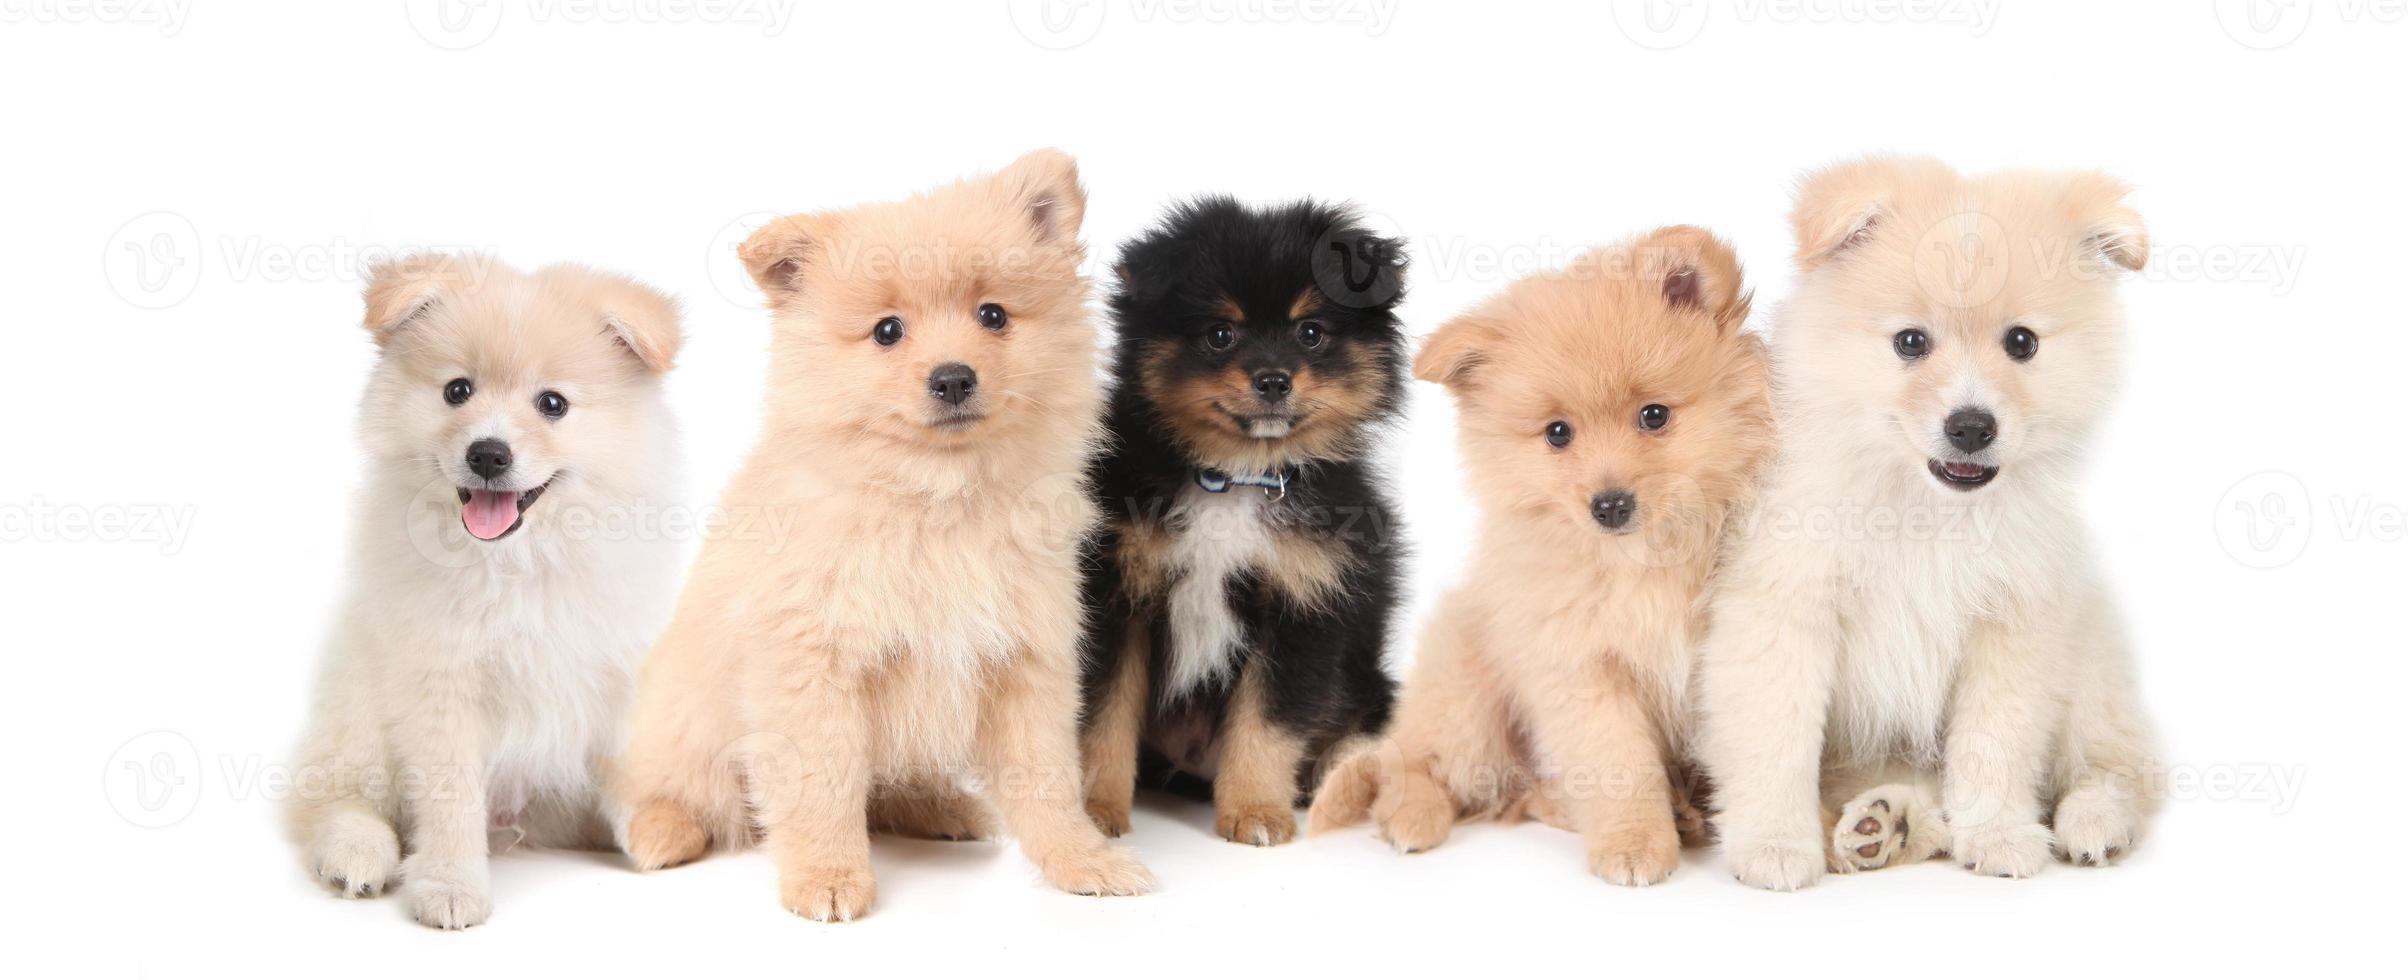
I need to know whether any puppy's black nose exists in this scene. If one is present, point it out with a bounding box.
[1945,408,1997,454]
[1252,370,1292,404]
[1591,489,1636,531]
[928,362,978,406]
[466,439,513,480]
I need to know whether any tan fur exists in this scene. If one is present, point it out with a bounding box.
[611,150,1151,919]
[1257,531,1354,611]
[1212,666,1308,846]
[1307,226,1772,887]
[1079,620,1149,837]
[1288,287,1323,321]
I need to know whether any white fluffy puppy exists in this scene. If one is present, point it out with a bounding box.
[286,255,685,927]
[1696,157,2161,890]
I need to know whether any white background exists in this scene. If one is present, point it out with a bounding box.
[5,1,2399,975]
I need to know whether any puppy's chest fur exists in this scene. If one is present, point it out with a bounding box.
[1117,483,1351,700]
[1478,546,1701,732]
[354,488,677,810]
[1809,480,2074,761]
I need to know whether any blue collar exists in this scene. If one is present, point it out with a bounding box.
[1196,466,1296,500]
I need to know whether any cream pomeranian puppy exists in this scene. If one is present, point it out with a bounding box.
[287,255,685,928]
[613,150,1152,921]
[1695,156,2162,890]
[1308,226,1771,885]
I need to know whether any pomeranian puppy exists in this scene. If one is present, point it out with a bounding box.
[613,149,1152,921]
[1695,156,2162,890]
[1308,226,1771,885]
[1078,199,1407,847]
[287,255,686,928]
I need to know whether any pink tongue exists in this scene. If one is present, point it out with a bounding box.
[461,490,520,540]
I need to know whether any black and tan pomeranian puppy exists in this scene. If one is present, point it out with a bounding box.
[1079,198,1408,846]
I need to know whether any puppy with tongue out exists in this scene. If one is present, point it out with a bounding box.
[456,438,549,541]
[287,255,686,929]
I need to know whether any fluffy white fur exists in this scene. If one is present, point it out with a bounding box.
[1694,157,2163,890]
[285,256,685,927]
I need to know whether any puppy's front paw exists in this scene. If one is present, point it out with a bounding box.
[401,859,491,930]
[1215,803,1297,847]
[1588,825,1680,887]
[1375,795,1453,854]
[1084,797,1132,838]
[779,864,876,922]
[2051,786,2140,867]
[307,812,399,898]
[1955,822,2052,879]
[1724,834,1825,891]
[624,798,709,871]
[1038,846,1154,897]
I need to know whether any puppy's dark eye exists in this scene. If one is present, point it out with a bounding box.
[873,317,905,347]
[1545,420,1573,449]
[2003,325,2038,361]
[977,303,1007,331]
[1638,404,1670,431]
[1893,328,1930,360]
[1206,322,1236,352]
[443,378,473,406]
[536,391,569,420]
[1296,320,1325,350]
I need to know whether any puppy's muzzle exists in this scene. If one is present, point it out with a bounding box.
[928,362,978,406]
[1944,408,1997,454]
[466,438,513,480]
[1252,369,1292,405]
[1591,488,1637,532]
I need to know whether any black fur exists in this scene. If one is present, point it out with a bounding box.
[1079,197,1408,804]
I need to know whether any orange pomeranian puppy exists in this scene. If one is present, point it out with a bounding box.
[1309,226,1771,885]
[611,150,1152,921]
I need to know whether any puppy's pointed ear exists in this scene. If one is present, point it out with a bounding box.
[2064,171,2149,272]
[738,213,826,307]
[361,253,485,345]
[1637,225,1751,335]
[997,147,1086,243]
[587,270,684,373]
[1414,313,1500,389]
[1790,155,1952,271]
